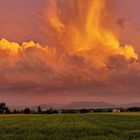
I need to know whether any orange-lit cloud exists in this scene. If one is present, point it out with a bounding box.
[0,0,140,105]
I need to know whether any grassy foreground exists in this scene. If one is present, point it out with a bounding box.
[0,113,139,140]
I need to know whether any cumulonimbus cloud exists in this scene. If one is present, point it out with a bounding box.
[0,0,139,102]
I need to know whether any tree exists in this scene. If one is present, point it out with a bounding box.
[46,108,58,114]
[80,109,89,113]
[37,106,42,114]
[46,108,54,114]
[24,108,30,114]
[0,103,11,114]
[5,107,11,114]
[127,107,140,112]
[13,109,19,114]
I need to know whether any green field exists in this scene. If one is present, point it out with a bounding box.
[0,113,140,140]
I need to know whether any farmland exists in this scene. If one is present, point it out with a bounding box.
[0,113,139,140]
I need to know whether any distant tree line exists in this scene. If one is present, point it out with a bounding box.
[12,107,59,114]
[126,107,140,112]
[0,103,140,114]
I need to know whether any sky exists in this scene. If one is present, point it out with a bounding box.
[0,0,47,44]
[0,0,140,106]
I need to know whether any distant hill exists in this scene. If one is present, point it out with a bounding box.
[31,104,64,110]
[64,101,117,109]
[30,101,117,110]
[10,101,117,110]
[121,102,140,108]
[10,101,140,110]
[10,104,64,111]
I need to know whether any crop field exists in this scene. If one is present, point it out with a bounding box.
[0,113,139,140]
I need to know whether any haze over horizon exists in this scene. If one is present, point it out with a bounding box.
[0,0,140,106]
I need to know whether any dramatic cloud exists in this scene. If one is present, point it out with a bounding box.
[0,0,139,105]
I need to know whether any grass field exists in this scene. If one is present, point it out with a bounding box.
[0,113,139,140]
